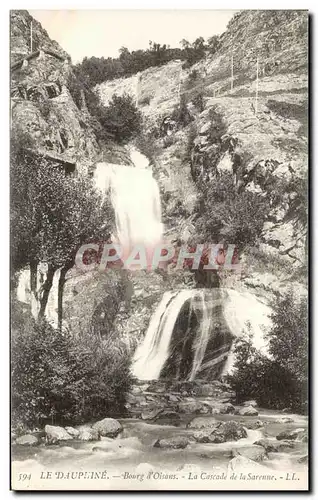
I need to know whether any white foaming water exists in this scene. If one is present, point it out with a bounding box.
[188,290,212,381]
[94,161,163,250]
[132,290,195,380]
[131,288,272,381]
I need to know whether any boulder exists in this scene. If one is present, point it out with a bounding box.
[92,418,123,438]
[253,439,278,452]
[192,421,247,443]
[178,401,208,414]
[243,420,264,430]
[233,445,266,462]
[211,421,247,443]
[154,410,181,426]
[153,436,189,449]
[219,403,235,414]
[78,427,100,441]
[45,425,72,444]
[275,440,295,451]
[141,408,163,421]
[15,434,39,446]
[187,416,218,430]
[275,416,294,424]
[298,455,308,464]
[242,400,258,408]
[65,426,80,438]
[237,406,259,416]
[276,429,300,441]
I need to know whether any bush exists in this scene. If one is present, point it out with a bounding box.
[171,95,193,128]
[227,291,308,413]
[196,172,270,250]
[98,93,143,144]
[11,317,133,429]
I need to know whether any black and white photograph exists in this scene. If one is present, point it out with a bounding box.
[10,8,309,491]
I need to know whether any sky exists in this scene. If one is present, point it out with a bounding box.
[29,10,237,63]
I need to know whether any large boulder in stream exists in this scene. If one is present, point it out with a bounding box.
[45,425,72,444]
[236,406,259,416]
[233,445,267,462]
[77,426,100,441]
[92,418,123,438]
[15,434,39,446]
[187,416,218,430]
[192,421,247,443]
[154,436,189,449]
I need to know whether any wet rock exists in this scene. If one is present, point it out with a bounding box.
[237,406,259,416]
[141,408,163,420]
[187,416,218,430]
[154,410,181,426]
[233,445,267,462]
[92,418,123,438]
[275,416,294,424]
[166,394,181,403]
[219,403,235,414]
[78,427,100,441]
[65,426,80,438]
[253,439,278,452]
[192,421,247,443]
[45,425,72,444]
[242,400,258,408]
[153,436,189,449]
[178,401,208,414]
[15,434,39,446]
[211,421,248,443]
[243,420,264,430]
[298,455,308,464]
[276,429,300,441]
[275,440,295,451]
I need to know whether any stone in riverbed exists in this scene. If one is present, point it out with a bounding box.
[275,440,295,451]
[298,455,308,464]
[243,420,264,430]
[253,439,278,452]
[154,410,181,426]
[153,436,189,449]
[187,416,218,430]
[236,406,259,416]
[192,421,247,443]
[276,429,301,441]
[242,400,258,408]
[65,426,80,438]
[15,434,39,446]
[233,445,267,462]
[45,425,72,444]
[178,401,208,414]
[141,408,163,420]
[78,427,100,441]
[275,416,294,424]
[92,418,123,438]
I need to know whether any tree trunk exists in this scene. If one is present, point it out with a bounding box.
[57,266,68,330]
[38,265,55,318]
[30,260,38,296]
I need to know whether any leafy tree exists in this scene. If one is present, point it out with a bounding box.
[227,290,308,413]
[12,316,133,429]
[99,93,143,143]
[11,126,114,324]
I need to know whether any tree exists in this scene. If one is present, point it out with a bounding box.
[99,93,143,143]
[11,126,114,324]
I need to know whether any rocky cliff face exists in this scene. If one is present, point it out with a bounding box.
[96,10,308,300]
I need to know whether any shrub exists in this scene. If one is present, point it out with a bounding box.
[11,317,133,429]
[171,95,193,128]
[227,290,308,413]
[98,93,143,144]
[196,172,271,250]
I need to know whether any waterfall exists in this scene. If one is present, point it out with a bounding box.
[131,288,272,381]
[94,149,163,252]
